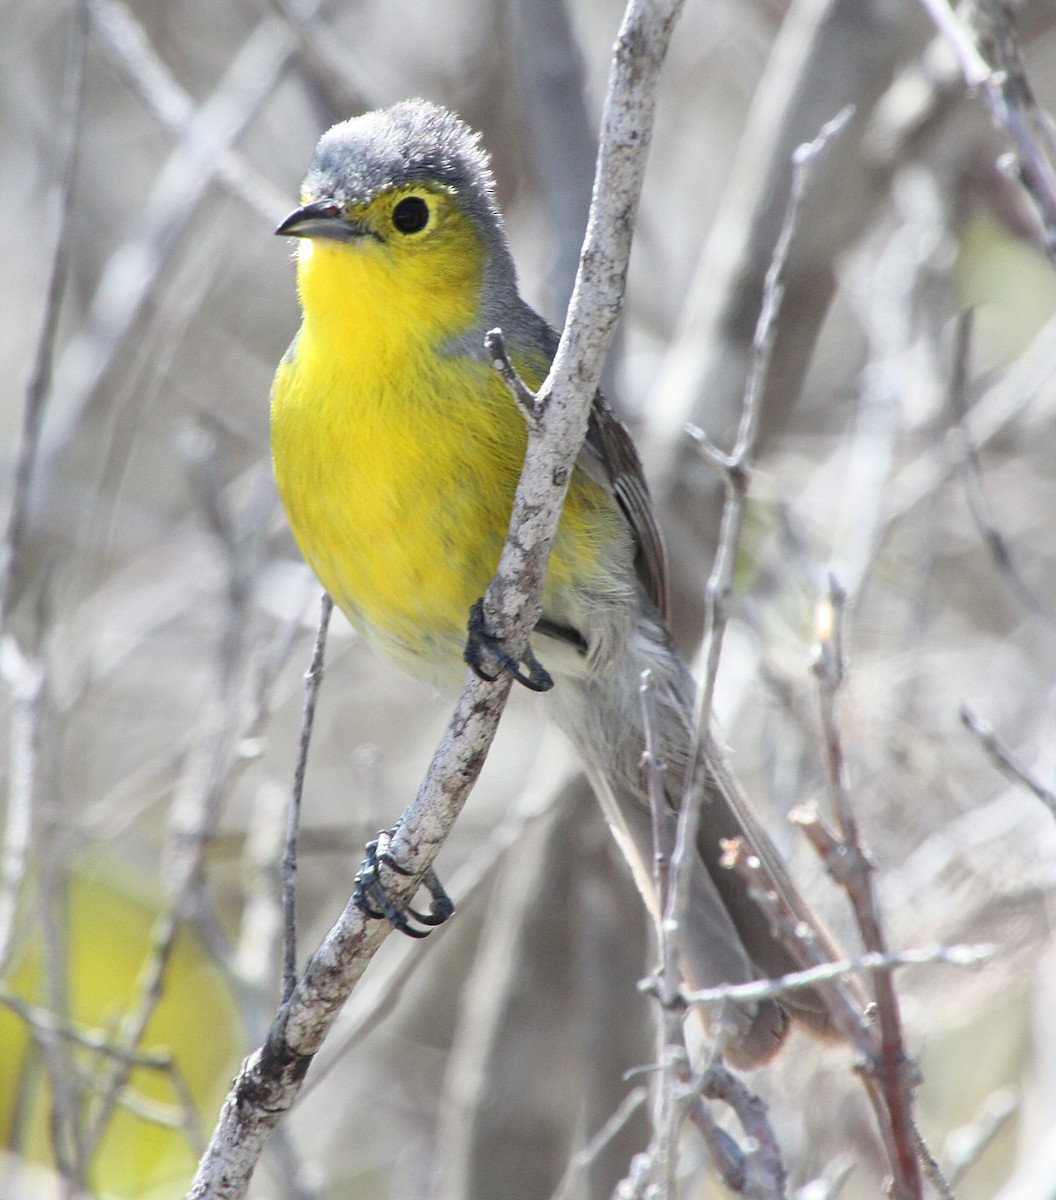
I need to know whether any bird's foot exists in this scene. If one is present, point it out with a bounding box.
[464,598,553,692]
[353,827,454,938]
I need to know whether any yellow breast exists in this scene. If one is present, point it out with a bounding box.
[271,236,625,678]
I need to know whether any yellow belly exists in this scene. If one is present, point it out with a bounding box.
[271,324,625,678]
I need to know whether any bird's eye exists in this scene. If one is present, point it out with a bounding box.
[391,196,430,234]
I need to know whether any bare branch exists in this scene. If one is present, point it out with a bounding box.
[0,0,88,628]
[947,310,1055,623]
[667,103,854,1049]
[808,576,923,1200]
[917,0,1056,259]
[88,0,290,225]
[684,942,992,1008]
[0,641,46,976]
[282,592,333,1003]
[960,704,1056,818]
[944,1087,1018,1186]
[485,328,545,428]
[549,1087,649,1200]
[701,1062,786,1200]
[37,14,296,476]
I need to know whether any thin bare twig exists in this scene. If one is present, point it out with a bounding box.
[960,704,1056,818]
[549,1088,649,1200]
[670,106,854,967]
[720,837,875,1058]
[88,0,289,225]
[83,445,269,1159]
[639,684,788,1198]
[485,329,546,427]
[685,105,854,728]
[700,1062,786,1200]
[684,1094,758,1199]
[684,942,992,1008]
[629,107,852,1200]
[39,15,295,475]
[13,641,86,1187]
[917,0,1056,259]
[0,0,88,629]
[282,592,333,1003]
[947,310,1055,623]
[808,576,923,1200]
[2,985,206,1154]
[0,642,46,977]
[637,669,688,1199]
[943,1087,1017,1186]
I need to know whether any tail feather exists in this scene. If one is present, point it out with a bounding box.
[549,603,837,1068]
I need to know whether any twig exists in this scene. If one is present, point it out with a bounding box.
[960,704,1056,818]
[0,641,46,976]
[629,108,852,1200]
[914,1120,957,1200]
[260,0,366,119]
[282,592,333,1003]
[38,14,295,475]
[943,1087,1017,1186]
[0,0,88,629]
[917,0,1056,260]
[549,1088,649,1200]
[485,329,546,427]
[667,103,853,1050]
[189,2,686,1193]
[700,1061,786,1200]
[0,987,207,1133]
[947,310,1054,623]
[973,1,1056,166]
[38,806,86,1183]
[684,1094,755,1198]
[684,942,992,1008]
[808,576,923,1200]
[83,440,269,1158]
[643,0,913,501]
[88,0,290,225]
[639,683,790,1197]
[4,993,206,1160]
[638,669,687,1199]
[685,105,853,735]
[720,837,875,1059]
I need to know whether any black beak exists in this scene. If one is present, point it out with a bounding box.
[275,199,364,241]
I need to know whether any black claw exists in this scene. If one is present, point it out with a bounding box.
[405,869,455,927]
[464,599,554,692]
[353,828,455,938]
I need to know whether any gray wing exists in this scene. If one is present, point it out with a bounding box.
[581,393,669,620]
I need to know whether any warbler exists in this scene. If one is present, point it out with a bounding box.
[271,100,835,1067]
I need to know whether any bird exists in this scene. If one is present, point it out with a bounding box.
[270,98,836,1068]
